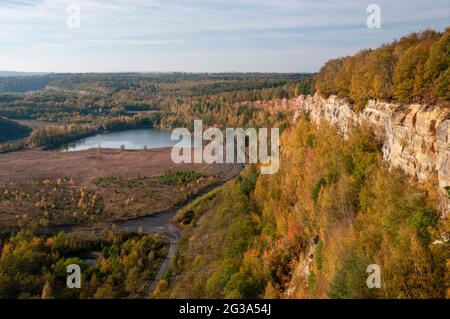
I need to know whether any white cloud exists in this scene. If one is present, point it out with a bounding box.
[0,0,449,72]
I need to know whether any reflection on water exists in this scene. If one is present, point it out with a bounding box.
[63,128,196,152]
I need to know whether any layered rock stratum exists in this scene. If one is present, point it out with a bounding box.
[254,94,449,213]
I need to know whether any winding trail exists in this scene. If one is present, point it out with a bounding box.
[114,163,244,296]
[147,225,180,295]
[45,162,243,297]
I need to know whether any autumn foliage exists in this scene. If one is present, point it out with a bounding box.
[315,27,450,110]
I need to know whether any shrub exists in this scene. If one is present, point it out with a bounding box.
[162,170,204,185]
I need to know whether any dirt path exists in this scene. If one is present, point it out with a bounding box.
[128,163,244,297]
[147,225,181,294]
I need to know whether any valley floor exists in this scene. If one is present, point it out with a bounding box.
[0,147,241,231]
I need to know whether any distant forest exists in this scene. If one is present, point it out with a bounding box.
[0,73,314,149]
[0,73,313,121]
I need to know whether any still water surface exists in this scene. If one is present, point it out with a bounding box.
[63,128,192,152]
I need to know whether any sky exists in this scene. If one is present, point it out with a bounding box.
[0,0,449,73]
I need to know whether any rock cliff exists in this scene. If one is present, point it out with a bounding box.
[256,94,449,213]
[294,94,449,213]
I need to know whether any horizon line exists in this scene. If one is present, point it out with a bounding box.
[0,70,317,75]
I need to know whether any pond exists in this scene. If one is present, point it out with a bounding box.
[62,128,193,152]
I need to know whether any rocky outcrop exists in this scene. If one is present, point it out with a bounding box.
[292,94,449,214]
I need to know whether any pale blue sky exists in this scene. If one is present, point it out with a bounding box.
[0,0,449,73]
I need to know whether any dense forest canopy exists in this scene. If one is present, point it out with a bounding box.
[315,27,450,110]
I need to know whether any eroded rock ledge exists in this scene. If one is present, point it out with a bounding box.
[294,94,449,213]
[256,94,449,213]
